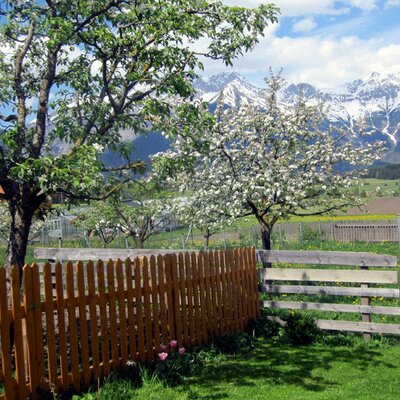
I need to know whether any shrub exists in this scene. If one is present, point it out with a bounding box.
[283,312,320,345]
[213,332,256,354]
[248,313,281,339]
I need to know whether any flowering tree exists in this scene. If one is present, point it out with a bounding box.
[0,1,278,271]
[155,74,384,249]
[75,180,174,248]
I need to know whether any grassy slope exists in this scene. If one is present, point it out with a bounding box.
[76,340,400,400]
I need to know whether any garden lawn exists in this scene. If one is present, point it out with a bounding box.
[77,339,400,400]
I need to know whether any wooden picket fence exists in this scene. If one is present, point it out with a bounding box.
[0,248,259,400]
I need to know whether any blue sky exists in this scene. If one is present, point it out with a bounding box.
[201,0,400,89]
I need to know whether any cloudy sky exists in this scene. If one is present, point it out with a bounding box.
[202,0,400,89]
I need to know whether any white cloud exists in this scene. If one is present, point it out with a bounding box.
[385,0,400,8]
[292,17,317,33]
[200,32,400,90]
[346,0,377,11]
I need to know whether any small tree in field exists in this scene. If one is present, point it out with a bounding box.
[76,179,174,248]
[0,1,279,271]
[154,74,384,249]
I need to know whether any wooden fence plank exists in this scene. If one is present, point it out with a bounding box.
[157,255,168,348]
[262,300,400,315]
[96,260,110,376]
[214,251,223,336]
[178,253,189,346]
[55,262,69,389]
[31,264,45,386]
[203,252,213,337]
[134,257,146,362]
[106,260,119,369]
[116,260,128,368]
[220,250,230,334]
[11,268,27,400]
[256,250,397,267]
[317,319,400,335]
[184,252,195,344]
[66,262,80,392]
[86,261,101,380]
[236,249,245,331]
[142,257,154,360]
[76,261,90,387]
[150,256,161,354]
[191,252,202,346]
[197,252,208,343]
[261,284,400,298]
[0,268,14,400]
[259,268,398,284]
[125,259,137,361]
[171,254,183,348]
[43,263,57,388]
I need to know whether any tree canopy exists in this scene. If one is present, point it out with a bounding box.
[0,0,279,269]
[154,74,384,249]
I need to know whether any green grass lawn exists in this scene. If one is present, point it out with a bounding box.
[75,339,400,400]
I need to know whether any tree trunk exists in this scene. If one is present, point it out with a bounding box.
[203,228,211,250]
[261,226,272,250]
[5,199,35,275]
[135,237,144,249]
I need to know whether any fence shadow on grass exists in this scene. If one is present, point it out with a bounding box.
[189,340,397,397]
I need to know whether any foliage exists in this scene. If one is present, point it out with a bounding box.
[248,312,282,339]
[153,340,204,386]
[0,0,278,269]
[283,312,321,345]
[213,332,256,354]
[154,72,384,249]
[74,178,174,248]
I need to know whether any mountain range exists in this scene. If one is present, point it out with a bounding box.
[123,71,400,164]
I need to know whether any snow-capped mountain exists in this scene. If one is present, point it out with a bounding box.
[194,71,400,162]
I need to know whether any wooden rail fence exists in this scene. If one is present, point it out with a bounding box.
[0,248,259,400]
[258,250,400,338]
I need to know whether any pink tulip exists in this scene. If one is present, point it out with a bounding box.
[170,340,178,349]
[160,344,168,352]
[158,352,168,361]
[178,347,186,355]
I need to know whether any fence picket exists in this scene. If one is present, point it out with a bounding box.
[11,268,27,400]
[55,262,69,388]
[171,254,183,348]
[142,257,154,360]
[124,258,137,361]
[134,257,146,362]
[150,256,161,354]
[66,262,80,392]
[106,260,119,369]
[116,259,128,367]
[157,255,169,347]
[43,263,57,388]
[86,260,101,381]
[76,261,90,387]
[96,260,110,376]
[0,268,14,400]
[191,252,202,345]
[178,253,189,346]
[184,252,195,344]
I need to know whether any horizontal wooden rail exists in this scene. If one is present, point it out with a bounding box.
[261,284,400,298]
[256,250,398,267]
[34,247,186,261]
[262,300,400,316]
[317,320,400,335]
[259,268,398,284]
[267,316,400,335]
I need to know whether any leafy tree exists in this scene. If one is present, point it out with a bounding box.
[155,74,384,249]
[0,1,279,271]
[76,180,174,248]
